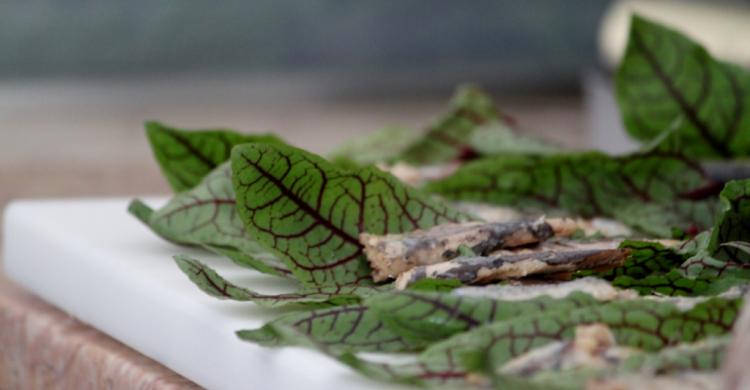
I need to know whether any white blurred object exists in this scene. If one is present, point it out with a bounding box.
[600,0,750,69]
[583,70,638,154]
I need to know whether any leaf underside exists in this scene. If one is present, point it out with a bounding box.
[509,336,729,389]
[345,295,740,387]
[366,290,601,344]
[130,163,289,277]
[174,255,384,307]
[237,304,421,353]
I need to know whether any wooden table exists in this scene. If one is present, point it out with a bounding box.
[0,275,200,389]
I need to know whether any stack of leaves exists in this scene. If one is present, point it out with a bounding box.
[128,14,750,390]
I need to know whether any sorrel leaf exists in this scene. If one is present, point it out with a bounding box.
[618,335,729,373]
[578,238,748,296]
[467,121,559,157]
[431,296,739,367]
[231,142,468,287]
[129,163,289,277]
[426,152,718,236]
[616,15,750,158]
[672,243,750,286]
[174,255,384,307]
[366,291,600,344]
[680,180,750,280]
[331,86,556,166]
[603,269,717,296]
[350,296,740,387]
[236,304,420,352]
[399,85,500,164]
[584,241,685,280]
[709,179,750,263]
[575,241,713,296]
[329,126,422,166]
[515,336,729,389]
[145,121,285,192]
[682,252,750,281]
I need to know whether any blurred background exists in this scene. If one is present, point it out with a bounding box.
[2,0,750,248]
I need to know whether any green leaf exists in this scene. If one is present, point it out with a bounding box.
[426,152,717,236]
[618,335,729,373]
[231,142,468,287]
[709,180,750,263]
[604,269,716,296]
[127,199,154,228]
[236,304,421,352]
[399,85,500,164]
[435,296,738,366]
[616,15,750,158]
[174,255,384,307]
[467,121,559,157]
[145,121,285,192]
[576,240,748,296]
[678,230,712,258]
[681,250,750,280]
[405,278,463,292]
[456,244,476,257]
[365,291,600,345]
[129,163,289,277]
[682,237,750,282]
[338,352,466,387]
[236,325,437,387]
[575,241,710,296]
[334,86,555,167]
[524,336,729,389]
[587,240,686,280]
[359,296,740,387]
[329,126,422,166]
[202,244,289,278]
[681,180,750,280]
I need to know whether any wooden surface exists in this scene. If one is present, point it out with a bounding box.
[0,77,584,389]
[0,275,200,389]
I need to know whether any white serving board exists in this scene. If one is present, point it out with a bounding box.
[3,198,402,390]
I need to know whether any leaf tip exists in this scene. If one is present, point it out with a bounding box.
[143,120,165,133]
[127,199,154,224]
[629,12,647,25]
[173,255,214,285]
[173,254,198,273]
[236,327,280,345]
